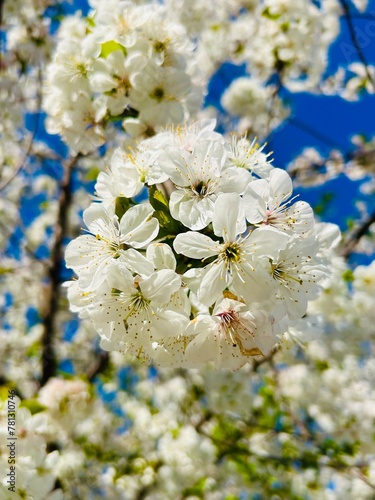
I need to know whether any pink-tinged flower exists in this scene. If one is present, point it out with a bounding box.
[182,298,278,369]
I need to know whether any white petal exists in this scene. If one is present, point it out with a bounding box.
[83,202,109,230]
[174,232,219,259]
[150,308,189,338]
[66,235,113,290]
[193,140,226,173]
[232,261,275,303]
[120,203,159,248]
[220,166,252,194]
[65,235,97,269]
[213,193,246,241]
[285,201,315,234]
[170,190,213,230]
[244,226,289,258]
[244,178,269,201]
[198,261,229,306]
[315,222,341,249]
[121,248,154,276]
[140,269,181,302]
[146,243,176,270]
[184,328,216,365]
[243,182,267,224]
[159,148,192,186]
[269,168,293,202]
[106,262,134,291]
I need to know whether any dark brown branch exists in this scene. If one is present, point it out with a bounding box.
[252,344,281,372]
[340,0,375,91]
[87,351,110,382]
[340,208,375,258]
[40,155,79,386]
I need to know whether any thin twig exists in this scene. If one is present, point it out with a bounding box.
[340,0,375,91]
[252,344,282,372]
[287,117,344,150]
[340,208,375,258]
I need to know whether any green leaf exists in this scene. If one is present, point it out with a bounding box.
[100,40,126,58]
[148,185,184,237]
[86,14,95,28]
[0,267,13,275]
[115,197,132,220]
[183,477,207,498]
[262,7,282,20]
[20,399,46,415]
[342,269,354,283]
[84,167,101,182]
[26,342,41,357]
[149,185,169,212]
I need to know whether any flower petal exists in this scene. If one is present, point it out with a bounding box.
[269,168,292,203]
[120,203,159,248]
[121,248,154,276]
[213,192,246,241]
[198,261,229,306]
[140,269,181,302]
[174,232,219,259]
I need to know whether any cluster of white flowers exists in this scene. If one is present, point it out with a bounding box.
[65,119,340,369]
[43,0,205,154]
[221,76,289,137]
[1,0,56,188]
[161,0,342,138]
[3,1,375,497]
[167,0,340,90]
[0,397,62,500]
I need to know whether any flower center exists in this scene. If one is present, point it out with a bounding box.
[270,260,302,286]
[216,309,262,356]
[130,292,150,312]
[151,86,165,101]
[193,180,208,196]
[220,242,242,264]
[153,40,167,53]
[216,309,239,346]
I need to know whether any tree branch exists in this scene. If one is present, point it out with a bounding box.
[340,0,375,91]
[87,351,110,382]
[252,344,282,372]
[40,155,79,386]
[340,207,375,258]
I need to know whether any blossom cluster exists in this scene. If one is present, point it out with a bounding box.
[43,0,204,154]
[1,0,57,189]
[167,0,340,89]
[65,120,340,368]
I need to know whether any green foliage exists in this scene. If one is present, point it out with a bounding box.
[261,7,282,20]
[100,41,126,58]
[84,167,101,182]
[115,196,132,220]
[342,269,354,283]
[148,185,185,239]
[183,476,208,498]
[314,192,334,215]
[20,399,46,415]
